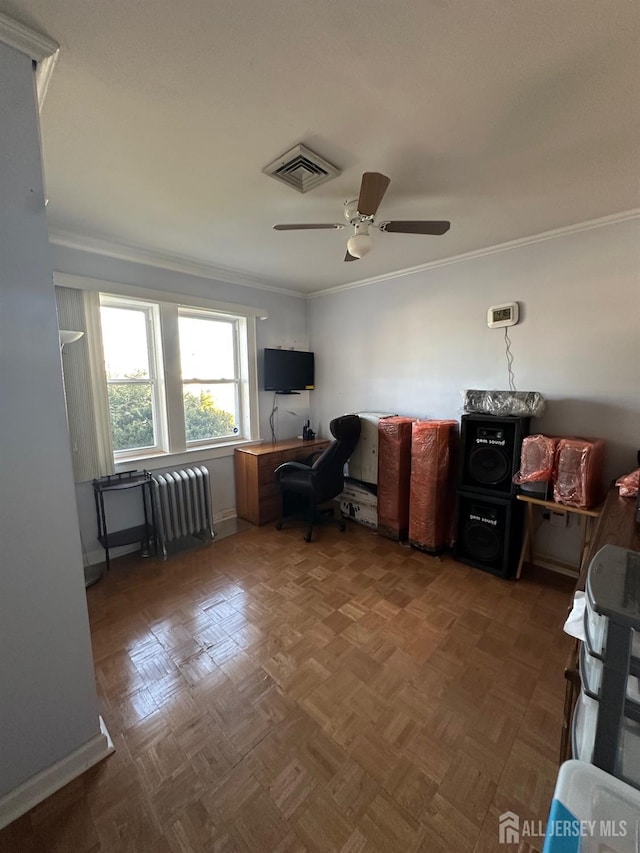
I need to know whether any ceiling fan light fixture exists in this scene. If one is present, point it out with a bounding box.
[347,232,373,259]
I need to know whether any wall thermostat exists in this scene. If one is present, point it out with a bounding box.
[487,302,519,328]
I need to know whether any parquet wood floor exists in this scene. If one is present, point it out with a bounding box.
[1,521,575,853]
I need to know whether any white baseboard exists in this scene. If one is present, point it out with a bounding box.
[0,716,114,830]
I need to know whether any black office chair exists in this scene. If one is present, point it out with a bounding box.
[274,414,361,542]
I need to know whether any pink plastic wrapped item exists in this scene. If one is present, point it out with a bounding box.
[513,435,558,484]
[553,438,605,508]
[377,417,416,541]
[616,469,640,498]
[408,419,459,552]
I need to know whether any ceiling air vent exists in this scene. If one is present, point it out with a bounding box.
[262,144,341,193]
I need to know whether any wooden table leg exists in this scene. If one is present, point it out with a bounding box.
[516,502,534,580]
[579,515,594,572]
[560,643,581,764]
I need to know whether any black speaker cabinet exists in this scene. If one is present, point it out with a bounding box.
[459,414,530,497]
[454,491,524,578]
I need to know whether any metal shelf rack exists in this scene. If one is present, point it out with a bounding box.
[92,470,155,571]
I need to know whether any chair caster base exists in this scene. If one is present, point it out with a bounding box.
[304,533,312,543]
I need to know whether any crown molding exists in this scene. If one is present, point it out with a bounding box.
[0,13,59,109]
[0,12,58,61]
[309,208,640,299]
[48,228,306,298]
[49,208,639,303]
[35,50,59,109]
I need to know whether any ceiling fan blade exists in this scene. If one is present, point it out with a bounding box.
[273,223,344,231]
[378,220,451,235]
[357,172,391,217]
[344,250,359,262]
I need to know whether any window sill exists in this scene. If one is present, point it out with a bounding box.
[113,438,263,474]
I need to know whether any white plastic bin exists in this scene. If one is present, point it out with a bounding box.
[573,689,598,763]
[543,760,640,852]
[580,644,640,706]
[619,717,640,789]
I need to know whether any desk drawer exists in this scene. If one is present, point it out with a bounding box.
[259,457,283,486]
[259,482,280,500]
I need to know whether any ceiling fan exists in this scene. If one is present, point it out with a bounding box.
[273,172,450,262]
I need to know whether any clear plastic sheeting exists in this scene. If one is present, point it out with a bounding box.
[463,389,545,418]
[513,434,558,484]
[554,438,605,508]
[616,469,640,498]
[408,419,459,553]
[377,416,415,541]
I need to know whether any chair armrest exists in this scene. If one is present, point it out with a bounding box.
[274,461,312,481]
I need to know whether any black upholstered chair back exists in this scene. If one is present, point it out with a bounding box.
[309,414,361,499]
[274,413,361,541]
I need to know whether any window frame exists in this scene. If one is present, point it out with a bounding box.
[91,287,262,467]
[178,307,242,448]
[100,295,167,459]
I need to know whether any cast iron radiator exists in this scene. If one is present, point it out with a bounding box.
[150,465,215,558]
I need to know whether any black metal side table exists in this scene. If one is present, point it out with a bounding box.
[92,470,155,571]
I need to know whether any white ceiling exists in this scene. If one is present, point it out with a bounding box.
[4,0,640,294]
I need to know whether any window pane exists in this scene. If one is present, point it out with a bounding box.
[101,306,150,379]
[183,383,237,442]
[108,383,155,451]
[179,316,234,379]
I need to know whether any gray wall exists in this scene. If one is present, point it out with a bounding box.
[308,217,639,484]
[0,44,100,797]
[308,217,639,563]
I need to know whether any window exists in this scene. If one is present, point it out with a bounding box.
[179,311,239,444]
[100,299,163,454]
[98,294,258,462]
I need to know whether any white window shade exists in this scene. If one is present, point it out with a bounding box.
[55,286,114,481]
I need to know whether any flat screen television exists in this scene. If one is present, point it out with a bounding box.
[264,348,314,393]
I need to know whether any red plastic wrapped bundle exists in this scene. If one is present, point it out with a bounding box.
[513,434,558,484]
[408,419,459,552]
[377,417,416,541]
[616,469,640,498]
[553,438,605,508]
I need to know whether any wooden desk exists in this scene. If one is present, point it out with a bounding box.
[234,438,329,526]
[559,486,640,763]
[515,494,603,580]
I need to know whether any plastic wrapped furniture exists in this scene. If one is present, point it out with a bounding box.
[463,389,545,418]
[346,412,396,485]
[616,469,640,498]
[513,434,558,498]
[408,419,459,552]
[554,438,605,508]
[377,416,415,541]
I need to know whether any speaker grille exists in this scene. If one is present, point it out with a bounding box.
[468,446,510,485]
[454,491,524,578]
[463,522,502,562]
[459,415,529,497]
